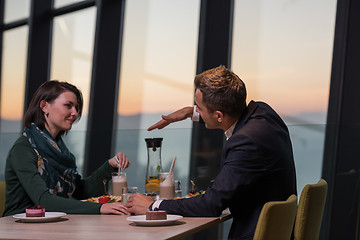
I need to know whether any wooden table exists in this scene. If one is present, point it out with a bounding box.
[0,211,231,240]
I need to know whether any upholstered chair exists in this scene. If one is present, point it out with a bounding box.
[294,179,328,240]
[253,194,298,240]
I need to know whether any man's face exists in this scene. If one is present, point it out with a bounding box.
[194,89,218,129]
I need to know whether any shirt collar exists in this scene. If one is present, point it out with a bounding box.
[224,120,238,140]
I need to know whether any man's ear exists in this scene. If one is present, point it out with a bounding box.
[215,110,224,123]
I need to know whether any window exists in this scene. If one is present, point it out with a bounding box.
[51,7,96,173]
[0,26,28,180]
[232,0,337,192]
[115,0,200,194]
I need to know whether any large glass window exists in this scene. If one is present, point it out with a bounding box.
[3,0,29,23]
[231,0,337,192]
[115,0,200,194]
[51,7,96,173]
[0,26,28,180]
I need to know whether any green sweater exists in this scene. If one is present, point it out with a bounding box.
[3,136,115,216]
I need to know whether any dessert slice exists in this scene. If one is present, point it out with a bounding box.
[146,210,167,220]
[26,205,45,217]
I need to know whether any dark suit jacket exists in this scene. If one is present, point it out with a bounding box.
[159,101,297,239]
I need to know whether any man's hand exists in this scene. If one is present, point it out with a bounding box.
[100,202,130,215]
[147,106,193,131]
[126,193,154,215]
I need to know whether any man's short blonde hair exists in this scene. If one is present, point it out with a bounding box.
[194,65,247,118]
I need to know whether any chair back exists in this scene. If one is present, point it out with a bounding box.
[0,181,5,217]
[294,179,328,240]
[253,194,297,240]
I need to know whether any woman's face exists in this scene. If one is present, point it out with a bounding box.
[41,91,78,138]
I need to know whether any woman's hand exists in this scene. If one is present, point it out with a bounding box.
[147,106,193,131]
[109,152,130,170]
[126,193,154,215]
[100,202,130,215]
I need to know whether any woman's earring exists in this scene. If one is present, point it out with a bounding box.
[45,112,49,117]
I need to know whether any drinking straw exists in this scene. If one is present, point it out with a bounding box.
[169,156,177,176]
[115,155,121,174]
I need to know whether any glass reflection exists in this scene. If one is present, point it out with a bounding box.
[0,26,28,181]
[51,7,96,172]
[4,0,29,23]
[115,0,200,205]
[117,0,200,124]
[0,26,28,133]
[232,0,336,125]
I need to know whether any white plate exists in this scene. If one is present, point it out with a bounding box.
[126,214,183,226]
[13,212,67,223]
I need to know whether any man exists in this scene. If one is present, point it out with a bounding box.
[127,65,297,240]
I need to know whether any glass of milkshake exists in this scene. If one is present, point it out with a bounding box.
[159,172,175,199]
[112,172,127,196]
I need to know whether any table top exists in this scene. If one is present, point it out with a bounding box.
[0,211,232,240]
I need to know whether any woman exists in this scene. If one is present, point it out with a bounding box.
[3,80,130,216]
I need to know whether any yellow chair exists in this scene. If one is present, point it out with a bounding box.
[294,179,328,240]
[253,194,298,240]
[0,181,5,217]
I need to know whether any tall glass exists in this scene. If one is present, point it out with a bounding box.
[112,172,127,196]
[122,186,138,205]
[174,180,182,198]
[159,172,175,199]
[145,138,163,194]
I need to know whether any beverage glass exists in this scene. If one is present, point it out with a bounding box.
[112,172,127,196]
[121,186,138,204]
[159,172,175,199]
[174,180,182,198]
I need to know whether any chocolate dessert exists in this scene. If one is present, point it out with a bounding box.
[146,210,167,220]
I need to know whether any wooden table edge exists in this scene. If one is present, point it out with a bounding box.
[166,211,232,240]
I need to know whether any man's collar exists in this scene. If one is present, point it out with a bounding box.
[224,120,238,140]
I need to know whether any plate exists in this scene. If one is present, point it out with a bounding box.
[82,195,122,203]
[13,212,67,223]
[126,214,183,226]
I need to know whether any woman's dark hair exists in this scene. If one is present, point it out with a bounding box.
[24,80,83,135]
[194,65,247,118]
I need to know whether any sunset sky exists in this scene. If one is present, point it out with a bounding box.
[0,0,337,125]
